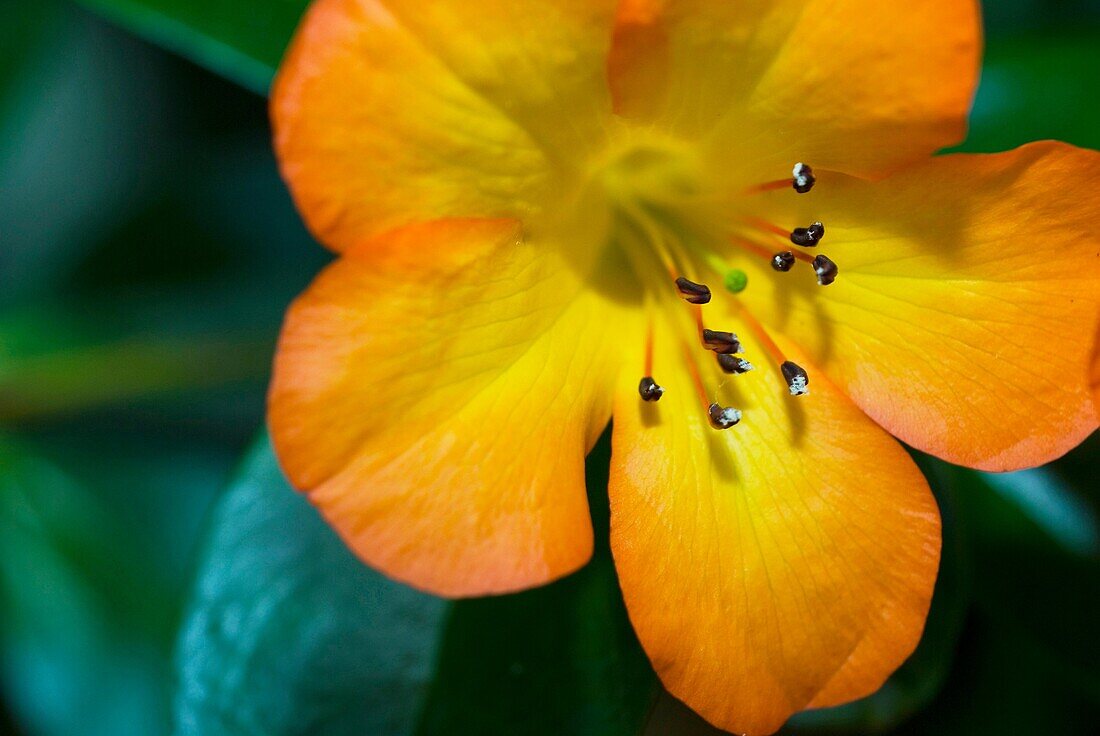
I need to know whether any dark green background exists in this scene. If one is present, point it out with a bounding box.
[1,1,1097,734]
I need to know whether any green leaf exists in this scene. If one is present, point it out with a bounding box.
[0,436,172,736]
[956,32,1100,152]
[979,467,1099,558]
[0,1,62,117]
[72,0,310,94]
[951,466,1100,700]
[175,432,658,735]
[897,613,1100,736]
[0,305,273,421]
[174,434,447,736]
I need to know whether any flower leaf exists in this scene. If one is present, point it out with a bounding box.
[0,437,170,736]
[174,432,659,736]
[71,0,309,94]
[173,433,447,736]
[952,464,1100,699]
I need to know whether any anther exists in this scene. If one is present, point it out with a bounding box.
[771,251,796,272]
[638,376,664,402]
[780,361,810,396]
[717,354,754,374]
[813,255,839,286]
[790,221,826,247]
[702,329,743,355]
[708,403,743,429]
[675,277,712,305]
[792,163,815,194]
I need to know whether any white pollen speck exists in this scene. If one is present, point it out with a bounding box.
[788,376,809,396]
[720,407,742,425]
[739,359,755,372]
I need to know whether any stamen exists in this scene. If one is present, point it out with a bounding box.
[730,236,777,263]
[735,304,810,399]
[792,163,816,194]
[780,361,810,396]
[789,221,825,247]
[692,304,706,335]
[743,178,794,195]
[675,276,712,304]
[717,353,754,374]
[744,216,791,239]
[771,251,796,272]
[682,343,716,403]
[701,329,744,355]
[744,162,817,196]
[638,376,665,402]
[813,255,839,286]
[644,320,655,376]
[731,236,815,270]
[708,403,743,429]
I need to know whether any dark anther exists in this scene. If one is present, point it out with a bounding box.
[780,361,810,396]
[792,163,816,194]
[790,221,825,247]
[717,354,754,374]
[675,277,712,305]
[708,403,743,429]
[702,329,743,354]
[813,254,838,286]
[638,376,664,402]
[771,251,795,272]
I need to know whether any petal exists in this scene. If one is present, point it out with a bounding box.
[1092,321,1100,421]
[269,219,636,597]
[609,329,939,735]
[741,142,1100,471]
[610,0,981,179]
[273,0,618,252]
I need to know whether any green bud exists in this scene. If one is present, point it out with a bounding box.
[724,269,748,293]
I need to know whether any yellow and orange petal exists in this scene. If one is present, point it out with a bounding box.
[268,2,1096,734]
[610,328,939,735]
[272,0,619,253]
[1092,319,1100,421]
[269,218,637,596]
[610,0,981,182]
[740,142,1100,471]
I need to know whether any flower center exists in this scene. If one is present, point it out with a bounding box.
[591,133,841,429]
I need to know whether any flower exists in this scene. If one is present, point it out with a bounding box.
[267,1,1100,733]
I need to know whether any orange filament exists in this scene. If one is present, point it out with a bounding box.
[743,178,792,195]
[729,236,776,261]
[730,236,817,267]
[788,248,815,265]
[744,216,790,240]
[736,305,787,365]
[692,304,705,336]
[682,344,712,409]
[645,320,655,376]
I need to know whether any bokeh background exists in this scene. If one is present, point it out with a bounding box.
[1,1,1097,734]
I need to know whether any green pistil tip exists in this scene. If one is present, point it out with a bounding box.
[724,269,748,293]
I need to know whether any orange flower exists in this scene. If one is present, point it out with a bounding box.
[267,1,1100,733]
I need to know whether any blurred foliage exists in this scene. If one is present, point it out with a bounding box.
[71,0,308,94]
[0,0,1097,735]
